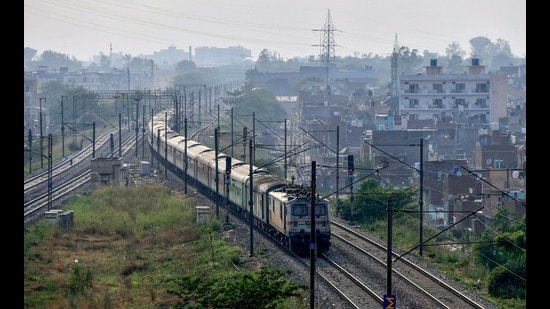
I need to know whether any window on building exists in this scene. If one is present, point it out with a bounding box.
[432,99,443,108]
[433,84,443,93]
[408,99,419,108]
[455,83,465,93]
[475,98,487,107]
[454,98,466,108]
[475,83,489,93]
[408,84,420,93]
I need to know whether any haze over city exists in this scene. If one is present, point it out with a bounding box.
[25,0,526,62]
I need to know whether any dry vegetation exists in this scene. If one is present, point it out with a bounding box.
[24,184,289,308]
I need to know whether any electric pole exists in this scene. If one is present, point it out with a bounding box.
[313,9,340,95]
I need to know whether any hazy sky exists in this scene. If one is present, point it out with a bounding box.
[24,0,526,62]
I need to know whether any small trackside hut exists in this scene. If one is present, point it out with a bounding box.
[90,157,127,186]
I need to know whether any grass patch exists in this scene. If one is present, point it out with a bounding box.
[24,183,302,308]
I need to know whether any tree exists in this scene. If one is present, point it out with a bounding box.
[336,178,416,224]
[38,81,100,135]
[175,59,197,74]
[226,87,287,130]
[445,41,466,74]
[474,207,526,299]
[29,50,82,72]
[469,36,491,61]
[97,52,112,72]
[489,38,516,69]
[256,49,274,72]
[24,47,38,70]
[397,46,423,75]
[173,66,219,86]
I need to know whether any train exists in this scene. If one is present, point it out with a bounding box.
[148,109,331,255]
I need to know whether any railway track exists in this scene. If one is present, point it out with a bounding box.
[23,116,496,308]
[24,129,117,193]
[326,218,493,308]
[24,129,138,226]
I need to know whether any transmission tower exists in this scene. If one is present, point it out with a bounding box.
[313,9,341,95]
[390,34,399,96]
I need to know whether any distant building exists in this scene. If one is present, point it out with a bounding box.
[194,45,252,67]
[398,58,508,127]
[149,45,190,69]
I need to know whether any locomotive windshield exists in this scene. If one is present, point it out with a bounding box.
[315,203,327,216]
[292,204,308,216]
[291,203,327,216]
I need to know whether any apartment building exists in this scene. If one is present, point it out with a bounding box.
[398,58,508,127]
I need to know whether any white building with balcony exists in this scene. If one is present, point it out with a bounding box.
[398,58,508,127]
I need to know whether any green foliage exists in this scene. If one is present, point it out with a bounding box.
[175,60,197,74]
[173,67,220,85]
[336,178,416,224]
[28,183,292,307]
[474,207,526,271]
[24,221,51,258]
[487,262,526,299]
[70,185,193,237]
[474,211,526,300]
[68,262,94,296]
[168,267,306,308]
[28,50,83,72]
[349,187,526,307]
[227,87,287,130]
[35,81,101,134]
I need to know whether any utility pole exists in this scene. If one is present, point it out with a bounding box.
[231,107,234,157]
[28,129,32,174]
[164,112,168,179]
[249,138,254,257]
[92,122,96,158]
[336,126,339,208]
[47,134,53,210]
[348,155,355,225]
[61,96,67,157]
[242,127,247,162]
[419,138,424,256]
[309,161,317,309]
[150,111,154,165]
[110,133,114,157]
[135,95,141,157]
[225,156,231,224]
[386,198,393,295]
[142,104,146,158]
[252,112,256,165]
[184,118,188,194]
[198,89,202,128]
[284,119,287,180]
[39,98,45,169]
[215,127,220,219]
[119,113,122,157]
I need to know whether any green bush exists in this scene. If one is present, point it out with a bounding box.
[487,262,526,299]
[68,262,94,296]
